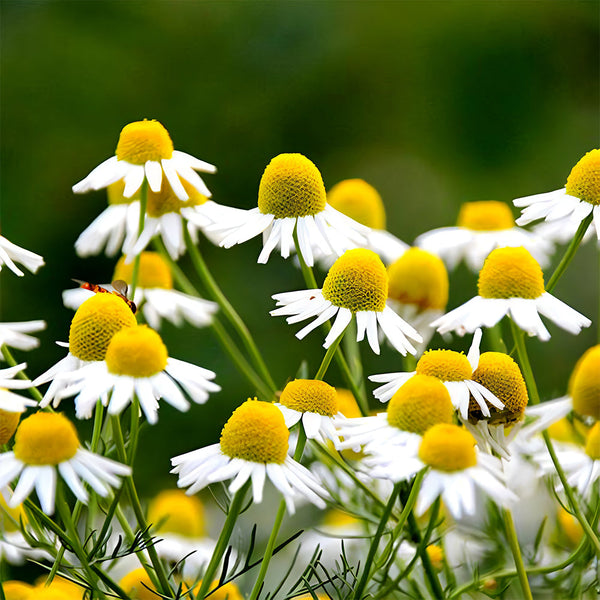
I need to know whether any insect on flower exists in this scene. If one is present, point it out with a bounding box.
[72,278,137,314]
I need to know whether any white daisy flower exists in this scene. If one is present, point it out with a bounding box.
[64,252,217,331]
[72,119,216,202]
[203,154,369,267]
[0,365,37,420]
[532,215,596,247]
[0,320,46,361]
[0,235,44,277]
[271,248,422,356]
[513,149,600,243]
[431,246,591,341]
[416,200,552,271]
[0,412,130,514]
[45,324,219,422]
[172,399,329,514]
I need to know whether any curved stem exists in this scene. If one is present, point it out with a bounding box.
[1,343,44,404]
[128,180,148,300]
[314,327,347,380]
[502,508,533,600]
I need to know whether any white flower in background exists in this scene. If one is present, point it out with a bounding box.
[514,149,600,243]
[0,234,44,277]
[271,248,421,356]
[416,200,552,271]
[432,247,591,341]
[0,364,37,420]
[0,320,46,361]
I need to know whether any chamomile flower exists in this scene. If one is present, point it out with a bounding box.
[42,325,219,422]
[172,399,328,514]
[431,246,591,341]
[64,253,217,331]
[0,412,130,514]
[73,119,216,202]
[514,149,600,242]
[0,234,44,277]
[275,379,343,446]
[416,200,552,271]
[370,329,503,421]
[204,154,369,267]
[35,293,137,405]
[0,320,46,360]
[0,364,38,444]
[271,248,422,356]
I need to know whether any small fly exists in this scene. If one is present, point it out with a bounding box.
[73,279,137,314]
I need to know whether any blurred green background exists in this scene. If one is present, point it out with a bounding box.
[1,0,599,499]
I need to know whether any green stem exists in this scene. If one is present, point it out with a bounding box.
[1,343,44,404]
[314,326,347,380]
[129,180,148,300]
[545,212,592,293]
[502,508,533,600]
[292,226,319,290]
[343,319,368,401]
[183,227,277,393]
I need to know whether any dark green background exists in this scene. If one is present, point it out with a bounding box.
[1,0,599,495]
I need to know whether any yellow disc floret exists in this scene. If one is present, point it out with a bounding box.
[105,325,168,378]
[120,569,156,600]
[388,248,448,311]
[335,388,362,418]
[585,422,600,460]
[14,413,79,466]
[107,180,139,205]
[469,352,528,424]
[322,248,388,313]
[416,349,472,382]
[280,379,338,416]
[147,489,205,538]
[220,399,289,464]
[387,375,454,435]
[426,544,444,571]
[114,252,173,290]
[327,179,386,229]
[565,149,600,206]
[457,201,514,231]
[556,506,583,547]
[146,179,208,217]
[115,120,174,164]
[478,247,544,300]
[69,293,137,362]
[2,582,34,600]
[258,153,326,218]
[190,581,243,600]
[418,424,477,472]
[548,418,588,445]
[0,400,21,445]
[569,345,600,420]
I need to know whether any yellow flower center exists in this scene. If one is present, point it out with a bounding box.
[280,379,338,416]
[556,506,583,547]
[457,201,514,231]
[418,424,477,472]
[585,422,600,460]
[569,345,600,420]
[113,252,173,290]
[426,544,444,571]
[416,349,472,382]
[469,352,528,424]
[69,293,137,362]
[120,569,156,600]
[105,325,168,378]
[0,494,26,533]
[146,179,208,217]
[107,180,139,205]
[322,248,388,313]
[220,399,289,464]
[387,375,454,435]
[2,582,34,599]
[257,153,326,218]
[115,120,174,164]
[190,581,244,600]
[565,149,600,205]
[147,489,205,538]
[0,402,21,445]
[335,388,362,418]
[547,418,588,445]
[321,508,359,528]
[478,247,544,300]
[327,179,386,229]
[13,413,79,466]
[388,248,448,310]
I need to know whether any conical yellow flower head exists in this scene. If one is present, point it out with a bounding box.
[258,153,326,218]
[191,581,244,600]
[569,345,600,420]
[115,119,174,164]
[416,349,472,382]
[322,248,388,313]
[32,577,83,600]
[146,179,208,217]
[0,400,21,445]
[547,417,588,445]
[220,399,289,464]
[418,424,477,472]
[565,149,600,205]
[107,180,139,205]
[327,179,386,229]
[556,506,583,547]
[105,325,168,378]
[387,375,454,435]
[469,352,528,424]
[114,252,173,290]
[478,247,544,300]
[388,248,448,311]
[2,581,34,600]
[280,379,338,416]
[335,388,362,418]
[457,201,514,231]
[0,494,25,533]
[69,293,137,362]
[13,413,79,466]
[120,569,156,600]
[585,422,600,460]
[147,489,205,538]
[426,544,444,571]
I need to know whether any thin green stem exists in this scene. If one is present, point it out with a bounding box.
[1,344,44,404]
[183,227,277,393]
[502,508,533,600]
[314,326,347,380]
[292,227,319,290]
[343,319,368,401]
[545,212,592,293]
[129,180,148,300]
